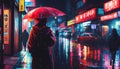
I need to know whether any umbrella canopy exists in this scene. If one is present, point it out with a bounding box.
[23,7,66,20]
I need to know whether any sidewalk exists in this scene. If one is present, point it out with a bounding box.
[4,50,27,69]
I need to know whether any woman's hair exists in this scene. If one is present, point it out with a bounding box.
[36,18,47,23]
[35,18,48,27]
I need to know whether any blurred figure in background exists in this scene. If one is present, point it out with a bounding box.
[107,28,120,69]
[22,30,29,51]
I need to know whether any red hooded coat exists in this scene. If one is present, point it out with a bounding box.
[28,25,56,69]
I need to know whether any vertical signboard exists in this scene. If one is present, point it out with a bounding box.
[19,0,25,12]
[4,9,9,44]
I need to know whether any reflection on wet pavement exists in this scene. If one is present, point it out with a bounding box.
[12,37,120,69]
[61,37,120,69]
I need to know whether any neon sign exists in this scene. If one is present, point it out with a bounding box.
[19,0,25,12]
[4,9,10,44]
[67,19,75,26]
[104,0,120,12]
[100,12,118,21]
[75,8,96,23]
[25,0,36,7]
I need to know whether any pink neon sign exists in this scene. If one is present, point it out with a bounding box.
[104,0,120,12]
[100,12,118,21]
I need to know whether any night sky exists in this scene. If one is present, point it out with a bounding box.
[36,0,66,12]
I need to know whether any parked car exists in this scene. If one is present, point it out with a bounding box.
[77,33,100,44]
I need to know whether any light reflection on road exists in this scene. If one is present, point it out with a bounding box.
[18,36,120,69]
[60,36,120,69]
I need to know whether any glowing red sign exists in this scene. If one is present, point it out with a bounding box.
[104,0,120,12]
[75,8,96,23]
[100,12,118,21]
[59,22,65,28]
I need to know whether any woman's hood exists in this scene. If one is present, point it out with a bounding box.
[32,26,51,35]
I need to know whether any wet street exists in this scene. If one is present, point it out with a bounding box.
[1,0,120,69]
[11,36,120,69]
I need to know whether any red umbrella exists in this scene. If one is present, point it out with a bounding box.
[23,7,65,20]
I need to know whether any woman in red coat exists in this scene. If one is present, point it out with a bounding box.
[28,18,56,69]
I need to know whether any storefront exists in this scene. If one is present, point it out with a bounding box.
[100,0,120,38]
[100,12,120,37]
[76,21,91,34]
[75,8,102,36]
[1,0,22,55]
[58,22,70,38]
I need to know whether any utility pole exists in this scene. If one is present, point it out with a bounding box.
[0,0,4,68]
